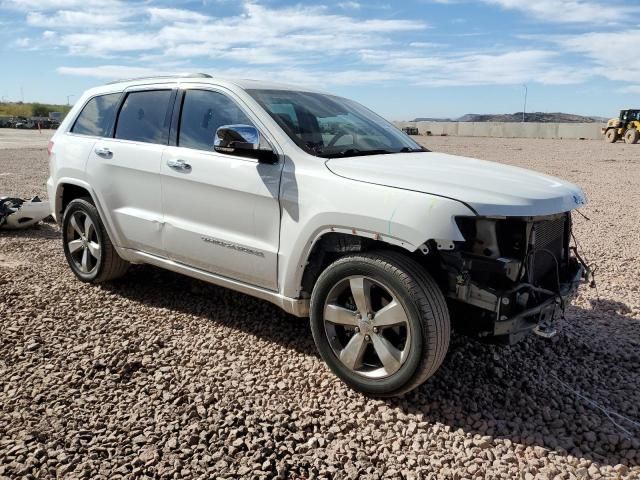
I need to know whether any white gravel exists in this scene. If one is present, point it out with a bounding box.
[0,134,638,479]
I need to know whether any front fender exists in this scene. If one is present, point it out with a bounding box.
[277,168,476,298]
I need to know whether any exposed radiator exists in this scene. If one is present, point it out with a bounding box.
[530,215,568,287]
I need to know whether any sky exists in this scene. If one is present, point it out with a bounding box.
[0,0,639,120]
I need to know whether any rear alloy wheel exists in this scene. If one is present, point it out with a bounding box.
[66,210,101,275]
[624,128,639,144]
[605,128,619,143]
[310,251,450,396]
[62,197,129,283]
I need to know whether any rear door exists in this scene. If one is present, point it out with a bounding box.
[86,87,174,255]
[58,92,122,195]
[161,87,283,290]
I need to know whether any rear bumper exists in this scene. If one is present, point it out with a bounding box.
[46,177,56,222]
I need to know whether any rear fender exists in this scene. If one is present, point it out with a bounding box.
[54,178,124,247]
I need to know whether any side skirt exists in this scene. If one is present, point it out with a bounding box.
[117,247,310,317]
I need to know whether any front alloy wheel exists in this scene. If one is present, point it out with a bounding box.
[324,276,411,378]
[310,251,450,397]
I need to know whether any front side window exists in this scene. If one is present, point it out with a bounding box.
[248,89,425,158]
[71,93,120,137]
[115,90,172,144]
[178,89,253,151]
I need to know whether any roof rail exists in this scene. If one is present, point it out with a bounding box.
[106,73,212,85]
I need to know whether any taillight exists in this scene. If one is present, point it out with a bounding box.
[47,140,54,157]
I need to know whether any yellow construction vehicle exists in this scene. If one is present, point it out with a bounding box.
[602,109,640,144]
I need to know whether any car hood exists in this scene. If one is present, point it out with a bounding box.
[325,152,586,217]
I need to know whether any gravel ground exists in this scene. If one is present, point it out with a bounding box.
[0,129,52,150]
[1,134,639,479]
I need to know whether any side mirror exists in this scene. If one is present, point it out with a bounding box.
[214,124,278,163]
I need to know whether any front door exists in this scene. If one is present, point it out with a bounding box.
[161,88,283,290]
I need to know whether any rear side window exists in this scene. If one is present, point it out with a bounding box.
[178,90,253,151]
[71,93,120,137]
[115,90,172,144]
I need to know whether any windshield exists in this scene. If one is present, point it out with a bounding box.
[247,89,426,158]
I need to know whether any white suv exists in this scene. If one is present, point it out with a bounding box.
[48,73,588,396]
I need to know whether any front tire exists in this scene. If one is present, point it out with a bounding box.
[624,128,639,144]
[310,251,450,396]
[62,197,129,283]
[605,128,619,143]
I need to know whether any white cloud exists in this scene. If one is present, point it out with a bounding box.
[409,41,444,48]
[57,65,160,79]
[482,0,638,24]
[39,2,425,61]
[358,48,587,86]
[60,30,159,55]
[553,29,640,80]
[13,0,633,92]
[13,37,30,47]
[337,1,361,9]
[147,7,210,24]
[57,46,589,88]
[2,0,121,10]
[56,64,401,87]
[27,10,130,28]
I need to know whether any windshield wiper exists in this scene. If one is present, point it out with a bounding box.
[399,146,429,153]
[319,149,394,159]
[320,147,428,158]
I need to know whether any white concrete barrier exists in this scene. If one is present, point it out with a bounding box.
[394,121,603,140]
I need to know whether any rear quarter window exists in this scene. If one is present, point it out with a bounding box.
[115,90,172,144]
[71,93,121,137]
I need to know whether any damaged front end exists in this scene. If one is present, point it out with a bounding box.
[0,196,51,230]
[439,212,588,344]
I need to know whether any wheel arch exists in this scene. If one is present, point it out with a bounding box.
[54,179,123,247]
[298,230,446,301]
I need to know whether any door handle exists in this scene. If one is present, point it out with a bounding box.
[94,146,112,158]
[167,159,192,173]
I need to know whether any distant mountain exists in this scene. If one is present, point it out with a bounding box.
[411,112,608,123]
[412,117,455,122]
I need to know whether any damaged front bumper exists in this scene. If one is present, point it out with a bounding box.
[450,258,585,342]
[440,213,588,343]
[492,259,585,339]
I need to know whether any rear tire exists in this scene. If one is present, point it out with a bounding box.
[624,128,639,144]
[310,251,450,397]
[605,129,619,143]
[62,197,129,283]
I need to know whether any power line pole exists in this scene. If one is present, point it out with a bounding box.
[522,84,528,122]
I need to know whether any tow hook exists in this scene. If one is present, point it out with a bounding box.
[533,324,557,339]
[533,299,560,339]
